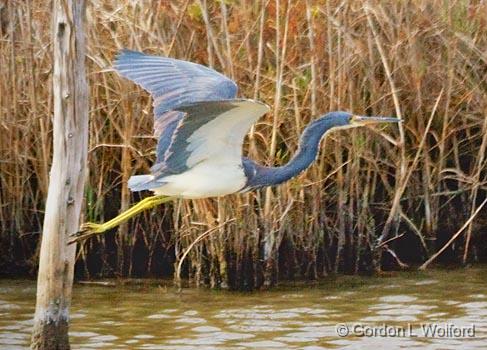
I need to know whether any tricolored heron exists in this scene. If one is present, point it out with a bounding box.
[70,49,399,243]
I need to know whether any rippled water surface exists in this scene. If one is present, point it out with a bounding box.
[1,268,486,349]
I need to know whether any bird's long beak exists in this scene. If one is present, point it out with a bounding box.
[351,115,401,125]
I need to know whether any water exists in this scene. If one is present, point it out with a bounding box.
[1,268,486,349]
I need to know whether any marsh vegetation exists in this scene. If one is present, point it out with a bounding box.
[1,0,486,290]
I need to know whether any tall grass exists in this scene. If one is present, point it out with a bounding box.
[1,0,486,289]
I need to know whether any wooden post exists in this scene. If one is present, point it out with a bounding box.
[31,0,87,349]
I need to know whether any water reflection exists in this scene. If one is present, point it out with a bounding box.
[1,268,486,349]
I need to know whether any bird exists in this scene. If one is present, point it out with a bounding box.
[69,49,400,244]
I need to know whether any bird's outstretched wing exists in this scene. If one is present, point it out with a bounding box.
[151,99,269,179]
[113,49,238,160]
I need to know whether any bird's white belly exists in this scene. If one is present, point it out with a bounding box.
[153,161,247,199]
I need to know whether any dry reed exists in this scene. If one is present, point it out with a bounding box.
[0,0,486,289]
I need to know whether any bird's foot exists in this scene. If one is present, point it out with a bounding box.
[68,222,106,245]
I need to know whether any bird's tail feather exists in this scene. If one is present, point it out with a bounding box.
[128,175,159,192]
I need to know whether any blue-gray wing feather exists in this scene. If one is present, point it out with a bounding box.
[150,99,269,180]
[113,50,269,192]
[151,100,244,176]
[113,49,238,158]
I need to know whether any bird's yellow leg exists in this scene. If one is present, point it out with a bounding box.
[69,195,173,244]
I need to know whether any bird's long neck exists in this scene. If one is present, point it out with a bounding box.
[244,117,343,189]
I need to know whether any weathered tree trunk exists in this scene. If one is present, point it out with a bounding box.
[31,1,87,349]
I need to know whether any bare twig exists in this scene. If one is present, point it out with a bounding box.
[419,197,487,270]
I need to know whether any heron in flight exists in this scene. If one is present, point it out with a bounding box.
[70,49,399,243]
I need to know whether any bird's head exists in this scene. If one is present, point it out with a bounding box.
[318,111,401,131]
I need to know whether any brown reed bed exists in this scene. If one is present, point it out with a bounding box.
[0,0,486,289]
